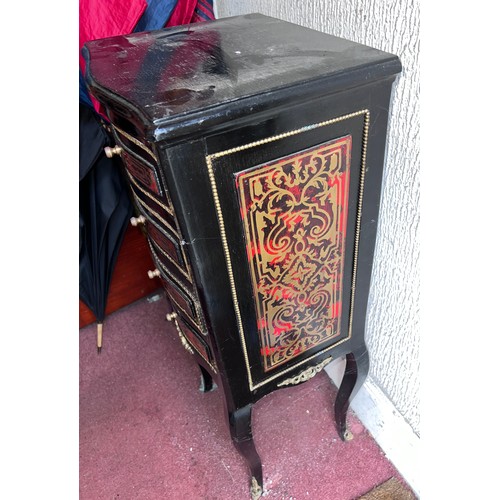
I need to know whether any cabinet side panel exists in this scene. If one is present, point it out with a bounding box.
[235,137,352,371]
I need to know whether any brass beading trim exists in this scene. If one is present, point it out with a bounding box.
[348,111,370,337]
[173,318,194,355]
[205,110,370,391]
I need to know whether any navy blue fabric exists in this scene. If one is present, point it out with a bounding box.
[79,104,133,321]
[133,0,178,32]
[80,69,94,108]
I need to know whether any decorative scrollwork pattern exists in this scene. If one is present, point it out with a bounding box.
[277,356,333,387]
[236,136,352,371]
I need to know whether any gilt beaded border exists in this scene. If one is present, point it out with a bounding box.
[205,110,370,391]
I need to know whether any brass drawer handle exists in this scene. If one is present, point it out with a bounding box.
[166,312,178,321]
[147,268,160,279]
[104,145,123,158]
[130,215,146,226]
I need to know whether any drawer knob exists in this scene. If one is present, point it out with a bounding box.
[147,269,160,279]
[104,145,123,158]
[166,312,178,321]
[130,215,146,226]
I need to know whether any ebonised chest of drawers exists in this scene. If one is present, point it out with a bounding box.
[84,13,401,499]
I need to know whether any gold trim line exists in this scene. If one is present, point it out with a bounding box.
[205,109,370,391]
[149,235,192,281]
[132,191,179,237]
[347,110,370,337]
[126,169,174,216]
[112,124,159,163]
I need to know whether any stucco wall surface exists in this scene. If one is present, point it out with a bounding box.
[216,0,420,436]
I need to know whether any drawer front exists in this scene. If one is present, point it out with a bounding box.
[174,316,216,372]
[112,122,159,166]
[147,219,189,273]
[107,117,213,368]
[160,275,203,331]
[122,150,163,196]
[148,238,193,290]
[149,235,192,283]
[129,183,178,236]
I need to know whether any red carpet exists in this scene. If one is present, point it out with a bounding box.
[80,293,412,499]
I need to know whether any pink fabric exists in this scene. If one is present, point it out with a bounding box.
[79,0,147,114]
[166,0,198,27]
[80,0,214,116]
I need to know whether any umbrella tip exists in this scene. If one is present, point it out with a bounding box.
[97,322,103,355]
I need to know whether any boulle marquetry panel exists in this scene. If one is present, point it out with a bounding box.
[84,13,401,499]
[236,136,351,372]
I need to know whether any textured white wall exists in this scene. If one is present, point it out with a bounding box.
[216,0,420,436]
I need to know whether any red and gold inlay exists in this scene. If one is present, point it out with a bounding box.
[236,136,352,371]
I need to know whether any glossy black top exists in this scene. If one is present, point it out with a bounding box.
[84,13,401,140]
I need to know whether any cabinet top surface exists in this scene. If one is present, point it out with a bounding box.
[84,13,400,131]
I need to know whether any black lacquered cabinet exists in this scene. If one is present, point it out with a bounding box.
[84,13,401,499]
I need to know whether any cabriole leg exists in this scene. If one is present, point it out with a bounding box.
[334,346,369,441]
[228,404,263,499]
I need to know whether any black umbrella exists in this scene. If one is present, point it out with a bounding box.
[79,103,133,352]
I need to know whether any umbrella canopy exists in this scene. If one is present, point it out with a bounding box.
[79,103,133,351]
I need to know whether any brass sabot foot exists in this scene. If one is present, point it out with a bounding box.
[250,477,263,500]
